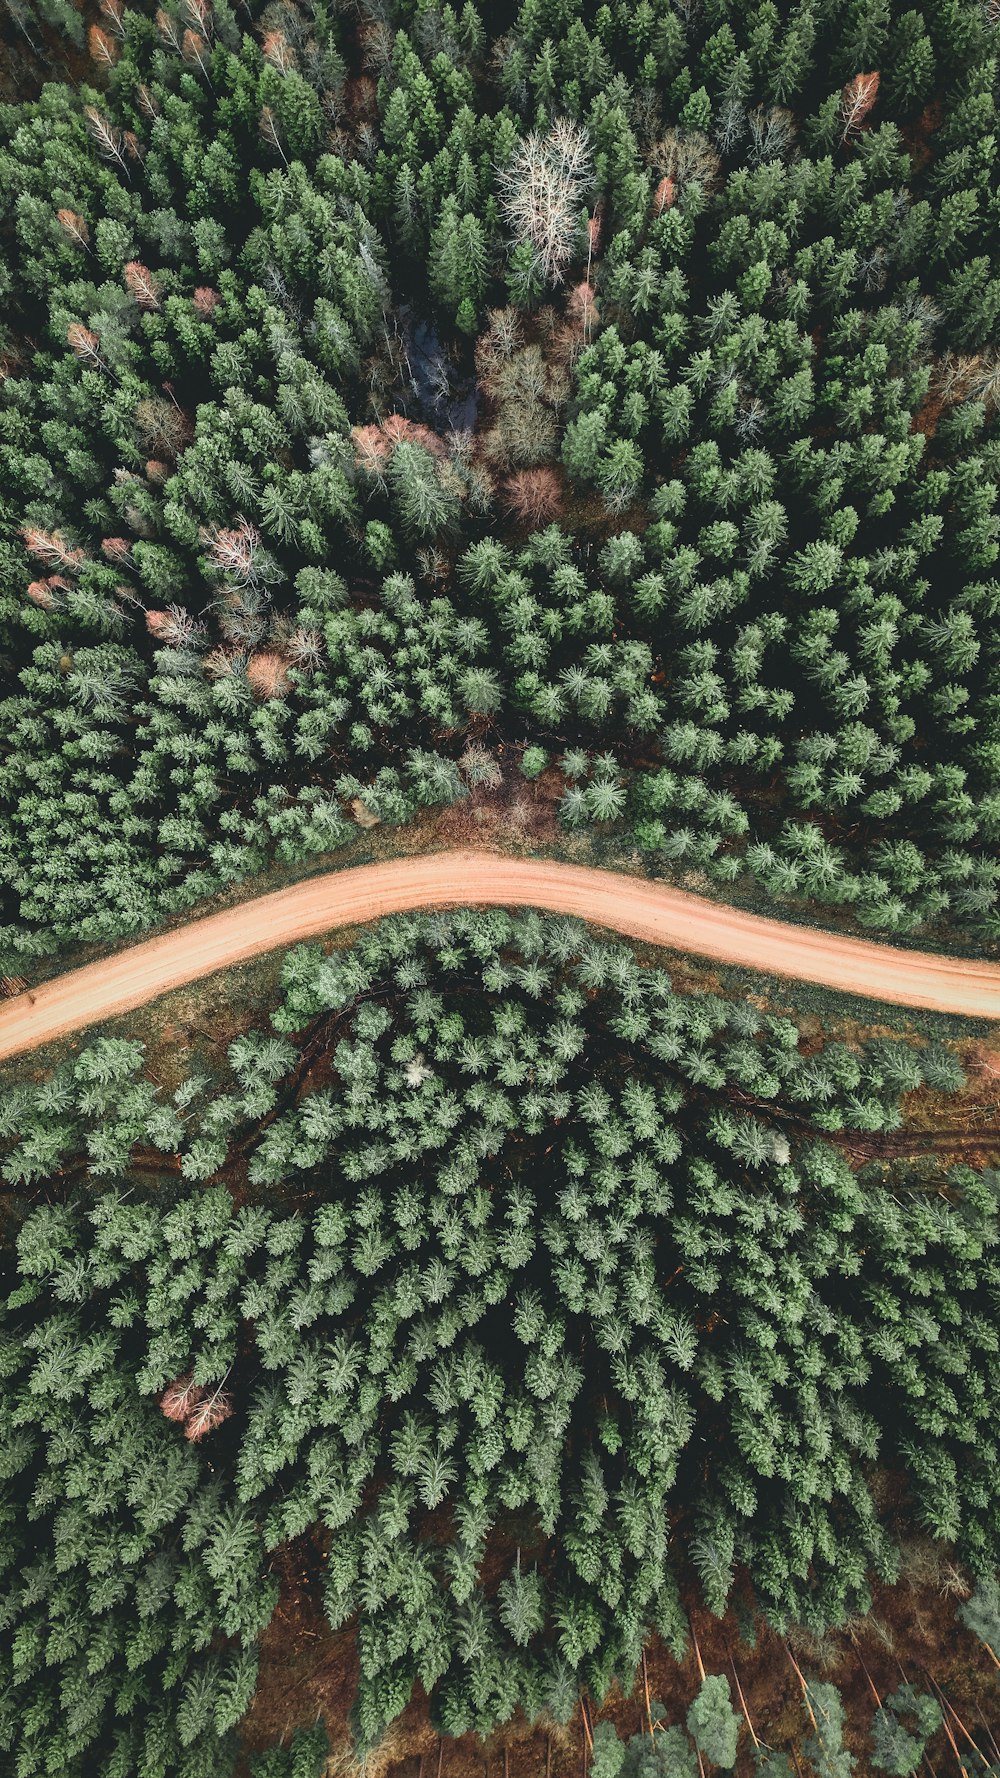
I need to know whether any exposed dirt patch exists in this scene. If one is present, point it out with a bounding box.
[239,1558,1000,1778]
[901,96,944,172]
[237,1532,360,1767]
[911,388,944,439]
[0,6,95,101]
[435,756,564,852]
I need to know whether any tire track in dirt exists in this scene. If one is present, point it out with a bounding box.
[3,849,1000,1063]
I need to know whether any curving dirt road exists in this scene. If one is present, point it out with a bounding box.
[2,849,1000,1064]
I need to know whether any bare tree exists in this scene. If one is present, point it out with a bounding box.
[84,105,130,175]
[747,106,796,164]
[649,127,722,192]
[258,105,288,165]
[497,119,592,286]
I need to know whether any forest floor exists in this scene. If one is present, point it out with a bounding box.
[6,848,1000,1066]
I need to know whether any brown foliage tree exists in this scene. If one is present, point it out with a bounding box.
[124,262,161,310]
[246,651,293,700]
[566,280,598,335]
[181,27,210,74]
[134,396,193,458]
[56,209,90,250]
[67,323,105,370]
[88,23,119,67]
[184,1385,233,1441]
[192,286,220,319]
[160,1373,204,1423]
[23,527,85,572]
[156,6,181,48]
[503,466,566,526]
[262,29,296,72]
[841,72,880,139]
[26,578,69,609]
[101,536,134,566]
[98,0,126,37]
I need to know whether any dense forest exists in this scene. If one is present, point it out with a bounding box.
[1,909,999,1772]
[5,0,1000,1773]
[2,0,1000,963]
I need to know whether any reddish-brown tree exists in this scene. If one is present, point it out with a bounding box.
[184,1386,234,1441]
[262,30,296,72]
[841,72,880,139]
[124,263,161,311]
[22,527,85,572]
[88,23,119,67]
[67,324,104,369]
[56,209,90,250]
[160,1374,205,1424]
[503,467,565,526]
[98,0,126,36]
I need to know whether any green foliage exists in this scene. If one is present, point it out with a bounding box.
[803,1681,854,1778]
[0,0,999,957]
[2,4,1000,1767]
[591,1721,628,1778]
[687,1674,741,1768]
[250,1724,330,1778]
[0,911,992,1768]
[959,1575,1000,1655]
[521,744,549,778]
[588,1718,702,1778]
[870,1685,943,1776]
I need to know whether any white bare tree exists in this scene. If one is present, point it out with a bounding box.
[497,119,592,286]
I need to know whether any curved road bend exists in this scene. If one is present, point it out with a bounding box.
[3,849,1000,1065]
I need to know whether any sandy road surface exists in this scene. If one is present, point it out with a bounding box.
[2,850,1000,1063]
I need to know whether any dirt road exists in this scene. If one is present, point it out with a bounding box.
[2,850,1000,1063]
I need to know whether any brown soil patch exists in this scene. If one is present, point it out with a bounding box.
[435,756,565,852]
[240,1557,1000,1777]
[0,7,98,101]
[237,1533,359,1767]
[911,389,944,440]
[901,97,944,172]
